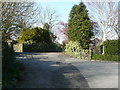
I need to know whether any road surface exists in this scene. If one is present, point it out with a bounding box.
[60,53,118,88]
[15,52,118,88]
[15,52,88,88]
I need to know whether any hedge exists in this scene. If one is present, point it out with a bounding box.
[103,40,120,55]
[92,40,120,61]
[2,42,24,88]
[92,54,119,61]
[2,42,15,70]
[23,42,62,52]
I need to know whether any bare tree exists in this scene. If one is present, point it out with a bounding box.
[1,2,37,41]
[37,6,59,30]
[86,1,119,42]
[108,23,120,40]
[110,5,120,40]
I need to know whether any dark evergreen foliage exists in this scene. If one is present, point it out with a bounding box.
[17,26,62,52]
[103,40,120,55]
[43,23,50,31]
[68,2,93,49]
[2,42,23,88]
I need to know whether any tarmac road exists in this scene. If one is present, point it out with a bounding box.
[15,52,89,88]
[15,52,118,88]
[61,53,118,88]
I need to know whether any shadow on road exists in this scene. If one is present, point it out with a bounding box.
[52,63,89,88]
[15,52,89,88]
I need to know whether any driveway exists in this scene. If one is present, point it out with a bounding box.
[60,54,118,88]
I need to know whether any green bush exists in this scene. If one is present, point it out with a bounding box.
[17,27,44,43]
[92,54,119,61]
[49,42,63,52]
[103,40,120,55]
[65,41,91,60]
[2,42,15,70]
[2,42,24,88]
[92,40,120,61]
[17,26,63,52]
[23,42,63,52]
[23,42,50,52]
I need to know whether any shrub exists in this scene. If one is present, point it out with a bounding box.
[103,40,120,55]
[92,54,119,61]
[23,42,51,52]
[65,41,91,60]
[2,42,15,70]
[2,42,23,88]
[17,27,44,43]
[49,42,63,52]
[23,42,63,52]
[17,26,63,52]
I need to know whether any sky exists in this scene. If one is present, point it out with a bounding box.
[31,0,119,24]
[37,2,81,23]
[34,1,119,43]
[36,2,82,44]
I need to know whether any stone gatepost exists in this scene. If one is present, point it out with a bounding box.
[13,43,23,52]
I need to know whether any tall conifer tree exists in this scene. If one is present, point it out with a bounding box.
[68,2,93,49]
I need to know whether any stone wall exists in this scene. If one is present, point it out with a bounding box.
[13,44,23,52]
